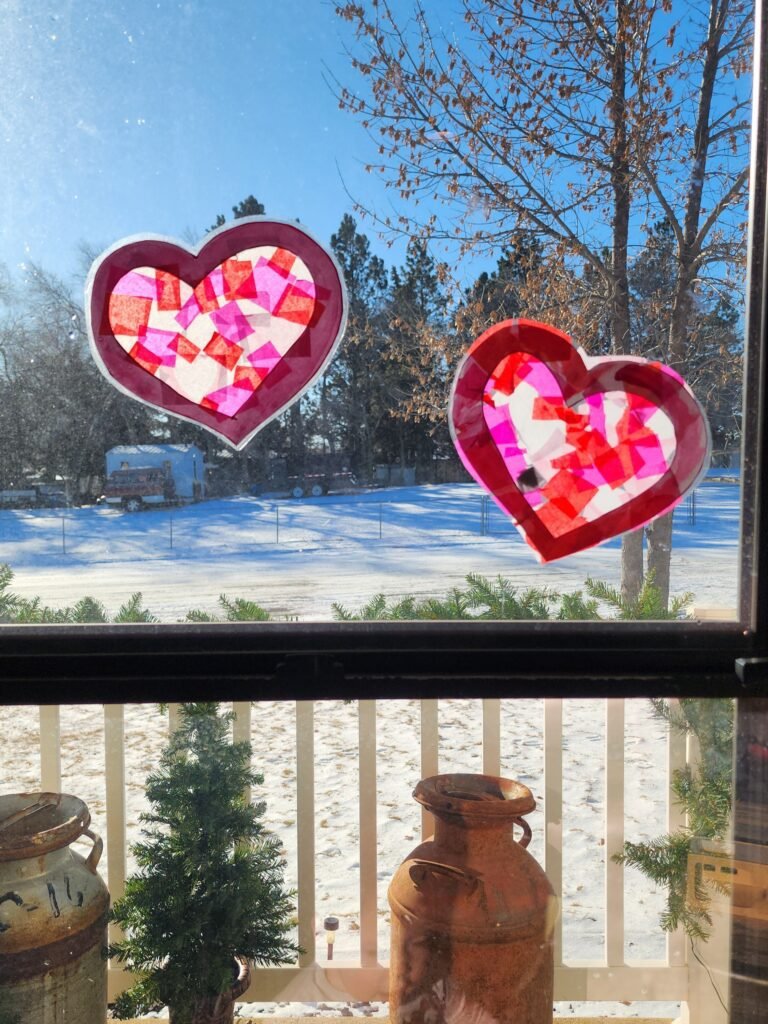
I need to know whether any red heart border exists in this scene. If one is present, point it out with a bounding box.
[450,319,711,562]
[86,218,347,449]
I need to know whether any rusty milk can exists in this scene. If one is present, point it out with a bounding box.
[388,774,557,1024]
[0,792,109,1023]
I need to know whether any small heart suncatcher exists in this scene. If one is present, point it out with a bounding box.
[86,218,347,449]
[450,319,711,561]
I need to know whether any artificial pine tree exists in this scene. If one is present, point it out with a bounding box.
[110,702,299,1023]
[616,698,734,940]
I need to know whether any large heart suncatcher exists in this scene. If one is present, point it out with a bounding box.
[450,319,710,562]
[87,219,347,448]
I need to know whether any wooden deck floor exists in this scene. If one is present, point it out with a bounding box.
[123,1018,674,1023]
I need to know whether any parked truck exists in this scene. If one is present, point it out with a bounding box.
[100,445,205,511]
[0,484,69,508]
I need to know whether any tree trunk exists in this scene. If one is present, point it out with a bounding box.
[645,510,673,609]
[648,275,694,611]
[621,528,644,606]
[610,3,641,606]
[645,0,729,610]
[360,403,372,483]
[288,402,304,476]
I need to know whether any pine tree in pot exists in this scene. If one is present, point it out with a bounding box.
[109,702,299,1024]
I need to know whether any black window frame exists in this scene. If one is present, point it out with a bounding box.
[0,4,767,707]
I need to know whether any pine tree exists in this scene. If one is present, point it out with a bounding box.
[329,214,390,480]
[207,195,266,233]
[200,194,303,487]
[584,572,692,621]
[110,703,298,1021]
[460,237,543,332]
[629,220,743,468]
[615,698,734,940]
[383,238,454,470]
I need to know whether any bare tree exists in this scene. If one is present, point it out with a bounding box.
[335,0,752,604]
[0,264,158,495]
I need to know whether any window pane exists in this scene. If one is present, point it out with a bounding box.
[0,1,756,623]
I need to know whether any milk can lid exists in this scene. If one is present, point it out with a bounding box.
[0,792,91,861]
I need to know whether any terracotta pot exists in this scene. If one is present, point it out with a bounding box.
[388,774,557,1024]
[168,957,250,1024]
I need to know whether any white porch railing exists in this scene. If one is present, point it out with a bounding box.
[30,699,692,1012]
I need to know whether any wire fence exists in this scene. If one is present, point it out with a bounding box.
[0,496,495,562]
[0,481,735,564]
[481,487,701,534]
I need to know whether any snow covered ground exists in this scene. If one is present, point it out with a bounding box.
[0,481,741,1018]
[0,480,740,620]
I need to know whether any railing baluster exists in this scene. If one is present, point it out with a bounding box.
[544,698,563,965]
[296,700,316,965]
[420,699,438,840]
[482,698,501,776]
[168,703,181,734]
[606,698,625,966]
[232,701,252,804]
[39,705,61,792]
[232,701,252,745]
[358,700,378,966]
[667,702,688,969]
[104,704,127,948]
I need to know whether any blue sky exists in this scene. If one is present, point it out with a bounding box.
[0,0,429,289]
[0,1,750,301]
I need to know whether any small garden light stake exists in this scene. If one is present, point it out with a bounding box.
[324,916,339,960]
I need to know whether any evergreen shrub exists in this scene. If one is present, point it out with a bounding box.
[109,702,298,1020]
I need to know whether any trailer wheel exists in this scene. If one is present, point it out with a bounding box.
[124,497,143,512]
[310,483,325,497]
[291,485,305,499]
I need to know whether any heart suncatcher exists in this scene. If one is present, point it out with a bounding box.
[450,319,711,562]
[87,219,347,449]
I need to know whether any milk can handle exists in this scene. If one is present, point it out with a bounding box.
[513,816,532,848]
[83,828,103,873]
[409,860,478,893]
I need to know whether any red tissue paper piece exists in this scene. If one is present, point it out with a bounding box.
[450,319,711,562]
[86,218,347,449]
